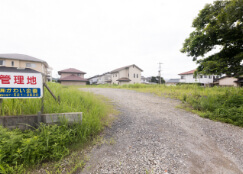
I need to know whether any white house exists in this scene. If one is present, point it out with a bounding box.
[88,75,100,85]
[111,64,143,85]
[141,76,149,84]
[178,69,220,85]
[97,72,112,84]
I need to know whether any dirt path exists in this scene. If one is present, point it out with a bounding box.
[80,88,243,174]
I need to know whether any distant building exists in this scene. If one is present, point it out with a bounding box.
[178,69,219,85]
[146,77,152,83]
[88,75,100,85]
[214,76,243,87]
[166,79,180,85]
[58,68,88,85]
[0,53,52,81]
[141,76,149,84]
[111,64,143,85]
[97,72,112,84]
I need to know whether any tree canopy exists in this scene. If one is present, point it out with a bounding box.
[181,0,243,77]
[151,76,165,84]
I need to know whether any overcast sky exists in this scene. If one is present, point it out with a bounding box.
[0,0,216,79]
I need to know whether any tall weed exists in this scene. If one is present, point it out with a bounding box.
[0,83,113,173]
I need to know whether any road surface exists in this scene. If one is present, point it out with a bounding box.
[80,88,243,174]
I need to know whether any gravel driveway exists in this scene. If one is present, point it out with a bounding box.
[80,88,243,174]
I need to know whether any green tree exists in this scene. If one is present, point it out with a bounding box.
[151,76,165,84]
[181,0,243,77]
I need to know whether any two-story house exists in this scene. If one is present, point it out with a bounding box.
[178,69,220,85]
[0,53,52,81]
[111,64,143,85]
[97,72,112,84]
[88,75,100,85]
[58,68,88,85]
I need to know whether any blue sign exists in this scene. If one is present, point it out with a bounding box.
[0,88,41,98]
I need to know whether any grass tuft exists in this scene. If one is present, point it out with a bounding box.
[0,83,115,173]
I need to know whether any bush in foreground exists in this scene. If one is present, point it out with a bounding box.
[0,83,113,173]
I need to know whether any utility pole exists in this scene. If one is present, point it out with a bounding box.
[158,62,162,84]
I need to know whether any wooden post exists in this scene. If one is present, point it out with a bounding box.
[43,83,60,104]
[0,99,2,115]
[41,83,44,114]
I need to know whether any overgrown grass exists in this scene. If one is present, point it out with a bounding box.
[0,83,115,173]
[86,84,243,127]
[0,82,111,116]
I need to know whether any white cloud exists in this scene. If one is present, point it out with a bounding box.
[0,0,215,79]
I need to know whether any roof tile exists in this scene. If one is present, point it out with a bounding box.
[116,77,131,82]
[178,69,196,75]
[60,75,88,81]
[58,68,86,75]
[111,64,143,73]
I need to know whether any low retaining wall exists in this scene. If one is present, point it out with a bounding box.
[0,112,82,130]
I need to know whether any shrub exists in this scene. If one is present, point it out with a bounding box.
[0,83,112,173]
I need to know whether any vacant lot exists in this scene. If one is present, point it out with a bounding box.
[81,88,243,174]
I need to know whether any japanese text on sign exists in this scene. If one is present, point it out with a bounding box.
[0,75,37,85]
[0,72,43,98]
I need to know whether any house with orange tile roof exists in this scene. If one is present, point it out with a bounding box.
[58,68,88,85]
[178,69,220,85]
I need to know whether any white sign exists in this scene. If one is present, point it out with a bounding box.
[0,72,43,98]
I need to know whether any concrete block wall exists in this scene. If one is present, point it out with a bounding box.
[0,112,82,130]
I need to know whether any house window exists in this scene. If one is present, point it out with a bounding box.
[181,76,185,79]
[77,73,81,76]
[200,75,203,78]
[209,75,212,79]
[26,63,36,68]
[137,74,138,78]
[0,60,5,66]
[11,61,14,66]
[134,74,135,78]
[204,75,207,78]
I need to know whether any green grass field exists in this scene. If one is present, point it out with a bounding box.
[0,83,115,173]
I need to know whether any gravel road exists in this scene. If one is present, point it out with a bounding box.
[80,88,243,174]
